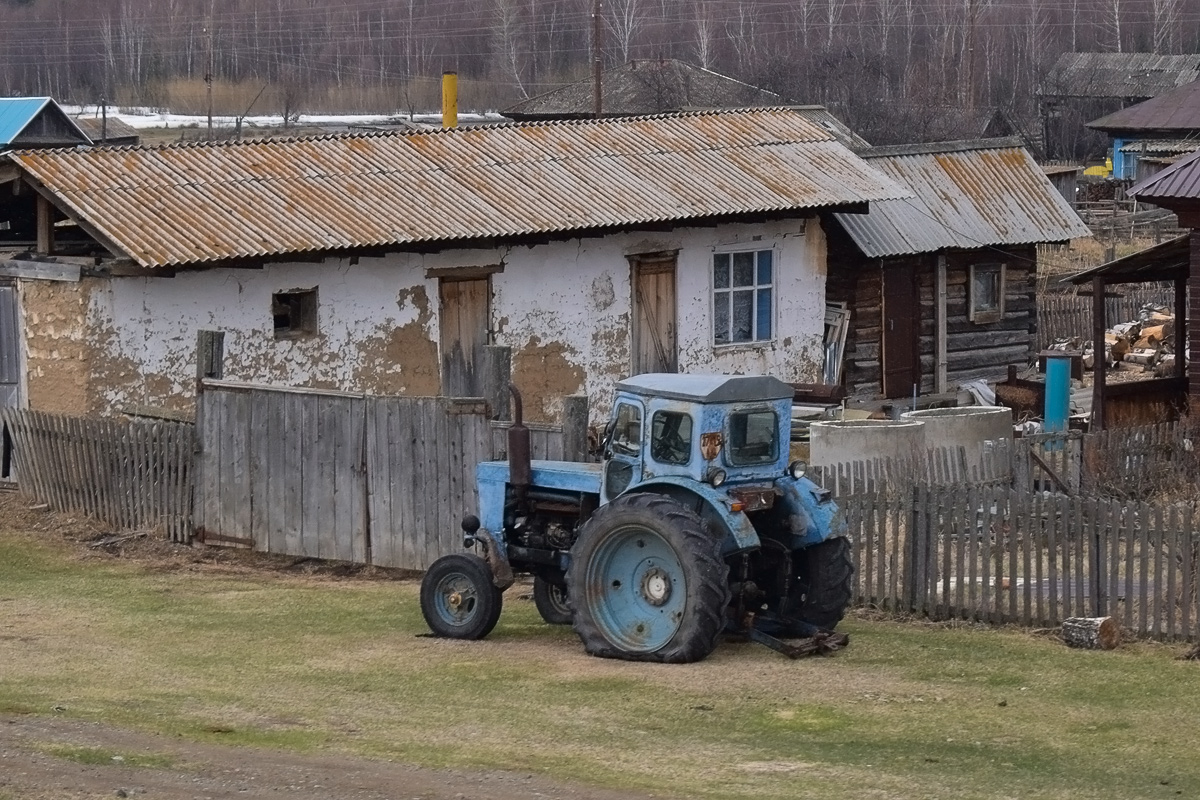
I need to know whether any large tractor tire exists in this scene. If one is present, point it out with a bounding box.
[420,553,503,640]
[793,536,854,630]
[567,494,730,663]
[533,576,572,625]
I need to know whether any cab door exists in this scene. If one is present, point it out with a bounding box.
[601,400,644,504]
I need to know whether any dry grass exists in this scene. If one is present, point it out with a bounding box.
[3,492,1200,800]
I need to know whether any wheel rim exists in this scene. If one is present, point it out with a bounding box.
[433,571,482,628]
[547,583,571,616]
[584,525,687,653]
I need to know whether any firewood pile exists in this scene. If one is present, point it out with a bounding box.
[1047,303,1181,378]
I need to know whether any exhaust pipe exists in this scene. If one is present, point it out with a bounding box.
[508,385,531,504]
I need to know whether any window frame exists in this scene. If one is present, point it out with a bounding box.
[711,247,776,347]
[272,287,319,340]
[724,407,780,467]
[968,263,1005,325]
[649,409,694,466]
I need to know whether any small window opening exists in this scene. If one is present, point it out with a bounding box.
[609,403,642,457]
[727,410,778,466]
[969,264,1005,324]
[272,288,318,340]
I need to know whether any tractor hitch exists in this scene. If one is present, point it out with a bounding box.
[746,626,849,659]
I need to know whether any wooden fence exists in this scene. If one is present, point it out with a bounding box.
[841,485,1199,641]
[1,409,194,542]
[193,381,569,570]
[1036,283,1175,351]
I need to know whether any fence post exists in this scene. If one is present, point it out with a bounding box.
[561,394,590,462]
[481,345,512,421]
[905,484,929,614]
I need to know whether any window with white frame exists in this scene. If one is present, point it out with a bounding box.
[713,249,773,345]
[968,263,1005,324]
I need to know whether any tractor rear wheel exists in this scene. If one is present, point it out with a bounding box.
[533,576,572,625]
[793,536,853,631]
[567,493,730,663]
[420,553,503,640]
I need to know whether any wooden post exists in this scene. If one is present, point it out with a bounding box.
[196,330,225,384]
[481,345,512,421]
[1175,272,1188,380]
[562,394,589,462]
[905,484,929,614]
[1091,276,1105,431]
[35,194,54,255]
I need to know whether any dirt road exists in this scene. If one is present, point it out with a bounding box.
[0,714,650,800]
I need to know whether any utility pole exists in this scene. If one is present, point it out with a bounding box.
[592,0,603,118]
[964,0,977,109]
[205,2,215,139]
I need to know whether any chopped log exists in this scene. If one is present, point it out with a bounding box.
[1062,616,1121,650]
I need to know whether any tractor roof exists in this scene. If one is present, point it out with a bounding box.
[616,374,794,404]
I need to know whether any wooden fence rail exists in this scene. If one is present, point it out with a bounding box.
[1037,284,1175,351]
[1,409,194,542]
[841,485,1200,641]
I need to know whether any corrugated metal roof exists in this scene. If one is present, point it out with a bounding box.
[1128,146,1200,199]
[5,109,910,269]
[1117,139,1200,154]
[834,138,1092,258]
[1064,234,1189,285]
[0,97,51,147]
[1088,79,1200,133]
[1040,53,1200,99]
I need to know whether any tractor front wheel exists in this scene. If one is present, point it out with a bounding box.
[792,536,854,631]
[567,494,730,663]
[420,553,503,640]
[533,575,572,625]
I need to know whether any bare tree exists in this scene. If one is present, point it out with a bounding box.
[607,0,643,64]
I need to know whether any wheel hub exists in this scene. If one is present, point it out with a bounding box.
[640,566,672,606]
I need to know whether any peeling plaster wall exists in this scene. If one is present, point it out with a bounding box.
[26,217,827,423]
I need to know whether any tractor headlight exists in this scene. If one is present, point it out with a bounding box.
[788,459,808,479]
[707,467,727,487]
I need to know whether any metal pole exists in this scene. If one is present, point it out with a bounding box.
[592,0,603,118]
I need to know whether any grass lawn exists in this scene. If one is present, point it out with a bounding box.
[1,523,1197,800]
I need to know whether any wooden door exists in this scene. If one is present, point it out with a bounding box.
[439,277,490,397]
[632,254,677,375]
[881,263,920,399]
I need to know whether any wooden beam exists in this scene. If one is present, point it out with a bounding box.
[35,194,53,255]
[0,259,81,282]
[1092,275,1105,431]
[1176,273,1188,380]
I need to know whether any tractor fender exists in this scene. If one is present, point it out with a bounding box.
[622,478,760,555]
[773,476,845,548]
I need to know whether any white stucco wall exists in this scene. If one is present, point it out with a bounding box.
[58,216,827,421]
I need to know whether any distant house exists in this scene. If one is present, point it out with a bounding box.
[74,116,141,147]
[0,97,91,151]
[505,59,783,121]
[867,103,1041,156]
[1086,79,1200,181]
[0,109,907,422]
[824,138,1091,400]
[1038,53,1200,160]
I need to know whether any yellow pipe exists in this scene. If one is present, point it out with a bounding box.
[442,71,458,129]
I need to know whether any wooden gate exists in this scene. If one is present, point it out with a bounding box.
[631,253,677,374]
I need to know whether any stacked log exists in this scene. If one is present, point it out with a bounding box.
[1061,616,1121,650]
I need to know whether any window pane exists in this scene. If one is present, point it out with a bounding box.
[713,254,730,289]
[973,267,1000,313]
[728,410,778,465]
[732,290,753,342]
[757,250,772,284]
[756,288,772,340]
[651,411,693,465]
[732,252,754,286]
[611,403,641,456]
[714,291,730,344]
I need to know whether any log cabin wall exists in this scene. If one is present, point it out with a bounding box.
[825,216,1037,398]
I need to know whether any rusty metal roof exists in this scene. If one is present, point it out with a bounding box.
[5,109,909,269]
[1040,53,1200,99]
[1128,146,1200,200]
[833,138,1091,258]
[1065,234,1189,285]
[1088,79,1200,133]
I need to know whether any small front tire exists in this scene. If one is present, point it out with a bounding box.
[533,576,573,625]
[420,554,503,640]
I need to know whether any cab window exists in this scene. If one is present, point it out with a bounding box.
[609,403,642,456]
[650,411,693,465]
[727,409,777,465]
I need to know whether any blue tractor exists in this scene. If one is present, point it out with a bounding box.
[419,374,853,663]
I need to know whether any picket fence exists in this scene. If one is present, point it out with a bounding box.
[841,484,1199,641]
[1,409,194,542]
[1036,283,1175,351]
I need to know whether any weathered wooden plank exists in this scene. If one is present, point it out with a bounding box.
[280,391,304,556]
[1152,504,1165,640]
[1167,504,1179,641]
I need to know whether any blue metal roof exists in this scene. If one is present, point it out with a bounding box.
[0,97,51,147]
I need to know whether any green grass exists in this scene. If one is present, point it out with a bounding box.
[2,527,1198,800]
[39,744,177,769]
